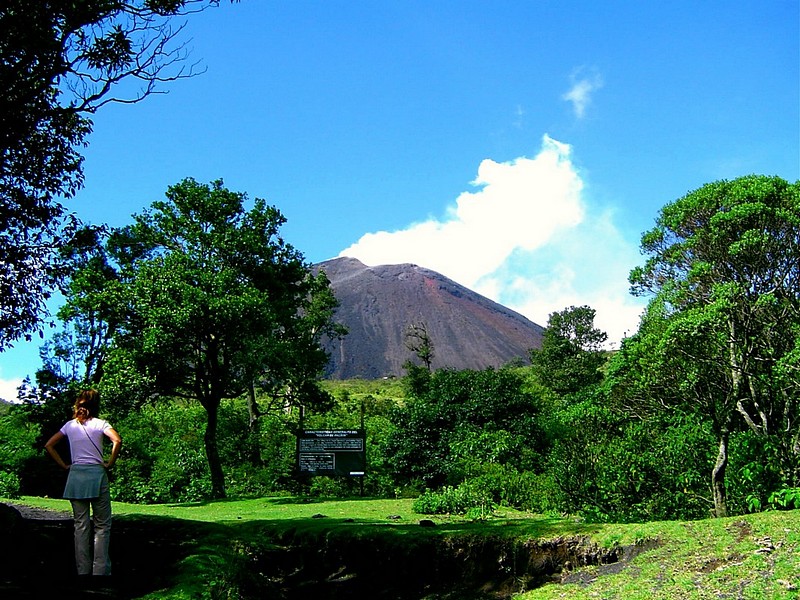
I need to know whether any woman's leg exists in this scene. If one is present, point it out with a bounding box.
[70,499,92,575]
[91,480,112,576]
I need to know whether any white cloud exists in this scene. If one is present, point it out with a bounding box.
[475,209,645,346]
[339,134,645,346]
[340,135,583,284]
[0,377,23,403]
[562,68,604,119]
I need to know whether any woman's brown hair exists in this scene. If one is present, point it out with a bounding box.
[73,389,100,422]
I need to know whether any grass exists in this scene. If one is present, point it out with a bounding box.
[6,495,800,599]
[518,511,800,600]
[9,493,599,537]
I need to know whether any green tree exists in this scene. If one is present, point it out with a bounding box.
[0,408,41,497]
[102,178,340,498]
[0,1,232,349]
[623,175,800,517]
[42,226,123,386]
[530,305,608,394]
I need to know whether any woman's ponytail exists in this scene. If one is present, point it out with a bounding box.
[72,389,100,422]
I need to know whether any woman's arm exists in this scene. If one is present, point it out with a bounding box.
[104,427,122,469]
[44,431,70,470]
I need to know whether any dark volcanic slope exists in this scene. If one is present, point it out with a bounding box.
[316,257,545,379]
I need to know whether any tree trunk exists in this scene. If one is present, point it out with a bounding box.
[711,426,729,518]
[246,381,264,465]
[203,398,226,499]
[247,381,260,433]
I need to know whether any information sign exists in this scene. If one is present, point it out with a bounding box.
[297,429,366,476]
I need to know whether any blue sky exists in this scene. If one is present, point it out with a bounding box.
[1,0,798,400]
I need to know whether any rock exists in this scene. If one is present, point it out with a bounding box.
[0,502,23,531]
[0,503,25,579]
[316,257,544,379]
[419,519,436,527]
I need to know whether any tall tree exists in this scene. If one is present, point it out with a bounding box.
[624,175,800,517]
[529,305,608,394]
[103,178,340,498]
[47,226,123,386]
[0,0,231,349]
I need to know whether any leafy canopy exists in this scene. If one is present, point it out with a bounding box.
[530,305,608,394]
[616,175,800,516]
[53,178,341,499]
[0,1,232,349]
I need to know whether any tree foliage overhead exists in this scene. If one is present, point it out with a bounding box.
[617,175,800,517]
[0,0,230,349]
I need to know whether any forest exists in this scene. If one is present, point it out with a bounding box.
[2,174,798,525]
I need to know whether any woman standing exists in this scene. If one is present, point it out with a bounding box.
[45,389,122,578]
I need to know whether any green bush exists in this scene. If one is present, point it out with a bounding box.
[727,431,786,515]
[111,402,213,503]
[767,488,800,510]
[387,368,544,489]
[0,471,21,498]
[545,396,714,522]
[412,482,494,517]
[462,464,560,514]
[0,411,40,473]
[0,410,40,498]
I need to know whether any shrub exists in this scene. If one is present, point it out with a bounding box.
[387,368,544,489]
[465,465,560,514]
[727,431,786,515]
[0,411,40,473]
[0,471,21,498]
[412,482,494,517]
[545,399,714,522]
[767,488,800,510]
[0,410,40,497]
[111,402,212,503]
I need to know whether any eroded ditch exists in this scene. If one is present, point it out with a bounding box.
[252,529,645,599]
[1,503,655,599]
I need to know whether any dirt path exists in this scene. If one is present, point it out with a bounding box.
[5,502,72,520]
[1,502,189,599]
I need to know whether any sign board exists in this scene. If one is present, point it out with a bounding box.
[297,429,366,477]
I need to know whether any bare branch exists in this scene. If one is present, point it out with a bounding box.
[58,2,221,113]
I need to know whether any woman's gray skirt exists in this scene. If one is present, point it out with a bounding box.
[63,464,108,499]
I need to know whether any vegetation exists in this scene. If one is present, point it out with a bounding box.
[404,321,436,370]
[620,175,800,517]
[529,304,608,394]
[15,178,342,500]
[5,175,800,520]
